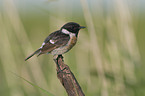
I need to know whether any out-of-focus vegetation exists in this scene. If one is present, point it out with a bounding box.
[0,0,145,96]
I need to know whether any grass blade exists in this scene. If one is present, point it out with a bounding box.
[11,72,54,96]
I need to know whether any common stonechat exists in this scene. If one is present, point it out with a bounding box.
[25,22,85,61]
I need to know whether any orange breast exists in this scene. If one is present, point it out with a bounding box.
[67,36,77,49]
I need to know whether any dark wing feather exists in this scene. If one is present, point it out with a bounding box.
[44,31,58,43]
[40,30,70,54]
[25,30,70,60]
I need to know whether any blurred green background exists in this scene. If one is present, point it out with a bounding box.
[0,0,145,96]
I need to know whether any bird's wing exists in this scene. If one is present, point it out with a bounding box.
[40,30,70,53]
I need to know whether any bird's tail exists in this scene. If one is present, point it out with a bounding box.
[25,48,41,61]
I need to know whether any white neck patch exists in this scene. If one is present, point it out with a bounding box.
[62,29,70,34]
[62,29,76,37]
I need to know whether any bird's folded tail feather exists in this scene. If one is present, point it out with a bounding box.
[25,48,41,61]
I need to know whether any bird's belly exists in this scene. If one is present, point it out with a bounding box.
[50,36,77,55]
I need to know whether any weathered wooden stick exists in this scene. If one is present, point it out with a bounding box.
[53,55,85,96]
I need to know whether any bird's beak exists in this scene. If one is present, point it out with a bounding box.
[80,26,86,29]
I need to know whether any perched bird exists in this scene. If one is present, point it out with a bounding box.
[25,22,85,61]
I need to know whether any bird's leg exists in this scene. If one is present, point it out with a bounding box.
[56,55,61,69]
[53,55,63,73]
[58,54,63,59]
[53,55,69,74]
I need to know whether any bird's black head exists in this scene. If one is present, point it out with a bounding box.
[61,22,85,36]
